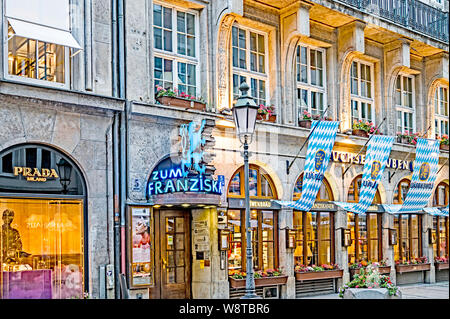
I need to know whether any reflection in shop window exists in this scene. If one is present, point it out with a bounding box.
[1,198,84,299]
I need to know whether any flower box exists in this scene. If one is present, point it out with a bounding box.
[156,96,206,111]
[395,263,430,273]
[352,129,368,138]
[295,269,343,281]
[397,136,411,145]
[257,114,277,123]
[299,120,312,129]
[349,266,390,279]
[440,144,449,151]
[435,262,449,270]
[229,275,288,288]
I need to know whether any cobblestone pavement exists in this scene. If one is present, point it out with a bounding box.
[297,281,449,299]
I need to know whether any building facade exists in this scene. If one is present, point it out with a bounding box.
[0,0,448,299]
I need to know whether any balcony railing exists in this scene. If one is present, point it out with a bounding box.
[337,0,449,43]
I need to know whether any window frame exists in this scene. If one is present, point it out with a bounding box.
[433,216,449,259]
[152,1,200,97]
[394,214,423,262]
[295,44,327,122]
[434,85,449,137]
[230,23,269,107]
[347,212,383,263]
[395,74,416,134]
[3,21,70,89]
[350,59,375,124]
[227,164,277,199]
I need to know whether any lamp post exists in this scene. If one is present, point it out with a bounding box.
[56,158,72,194]
[232,82,260,299]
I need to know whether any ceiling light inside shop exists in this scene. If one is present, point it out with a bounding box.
[166,204,173,207]
[197,204,205,207]
[153,205,161,208]
[181,204,190,207]
[216,119,235,128]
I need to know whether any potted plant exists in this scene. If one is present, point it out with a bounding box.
[395,256,431,273]
[434,256,449,270]
[228,269,288,288]
[352,120,379,137]
[257,104,276,122]
[349,260,390,280]
[396,131,409,144]
[438,134,449,151]
[294,263,343,281]
[339,264,401,299]
[299,110,312,128]
[155,85,207,111]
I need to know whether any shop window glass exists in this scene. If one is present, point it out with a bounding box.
[1,153,13,174]
[368,214,378,261]
[433,182,449,206]
[227,165,276,199]
[260,175,273,197]
[348,213,356,263]
[261,211,274,270]
[293,211,303,265]
[248,169,258,197]
[394,179,411,204]
[227,210,241,270]
[26,148,37,168]
[305,212,318,265]
[439,217,448,258]
[1,198,84,299]
[228,173,241,196]
[250,210,259,269]
[395,214,422,262]
[348,213,381,263]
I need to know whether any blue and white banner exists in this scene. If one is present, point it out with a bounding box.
[384,138,440,214]
[275,120,339,211]
[334,135,395,214]
[423,207,447,216]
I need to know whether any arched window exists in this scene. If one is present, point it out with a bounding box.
[393,178,411,204]
[227,165,278,272]
[433,182,449,206]
[292,174,335,266]
[227,165,277,199]
[231,24,268,106]
[434,85,449,137]
[347,175,381,204]
[346,175,383,264]
[395,74,415,134]
[432,182,449,259]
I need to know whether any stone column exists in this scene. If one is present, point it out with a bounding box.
[422,213,436,284]
[278,206,295,299]
[382,212,397,284]
[335,207,349,285]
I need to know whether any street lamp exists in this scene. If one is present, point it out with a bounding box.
[232,82,260,299]
[56,158,72,194]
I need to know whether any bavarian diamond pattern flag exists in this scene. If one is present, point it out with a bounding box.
[334,135,395,214]
[275,120,339,211]
[396,138,440,214]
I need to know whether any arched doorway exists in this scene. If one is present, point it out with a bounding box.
[292,173,335,266]
[227,165,279,272]
[0,143,87,299]
[346,175,383,264]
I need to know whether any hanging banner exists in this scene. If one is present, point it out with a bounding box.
[383,138,440,214]
[334,135,395,214]
[275,120,339,211]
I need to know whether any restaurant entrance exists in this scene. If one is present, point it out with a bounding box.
[149,209,191,299]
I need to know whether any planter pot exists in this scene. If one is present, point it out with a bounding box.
[395,263,430,273]
[352,129,369,138]
[295,269,343,281]
[156,96,206,111]
[229,275,288,288]
[299,120,312,129]
[440,144,449,151]
[343,288,402,299]
[435,262,449,270]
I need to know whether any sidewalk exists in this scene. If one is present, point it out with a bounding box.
[297,281,449,299]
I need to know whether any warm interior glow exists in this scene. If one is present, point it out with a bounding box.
[216,119,235,129]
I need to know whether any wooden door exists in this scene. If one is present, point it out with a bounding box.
[159,210,191,299]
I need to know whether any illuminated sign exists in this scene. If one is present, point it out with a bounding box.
[180,119,206,176]
[147,164,224,196]
[14,167,59,182]
[330,151,413,171]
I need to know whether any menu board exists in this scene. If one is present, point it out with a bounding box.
[130,207,153,286]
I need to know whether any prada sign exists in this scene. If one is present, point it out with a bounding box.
[14,167,59,182]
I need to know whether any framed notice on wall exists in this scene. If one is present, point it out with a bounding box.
[129,206,153,287]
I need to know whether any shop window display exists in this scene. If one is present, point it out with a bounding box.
[394,214,422,262]
[1,198,84,299]
[293,175,335,266]
[227,165,278,271]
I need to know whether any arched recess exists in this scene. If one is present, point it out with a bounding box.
[347,174,382,204]
[0,143,89,299]
[227,164,278,199]
[427,78,449,138]
[393,178,411,204]
[433,180,449,206]
[338,50,361,131]
[291,172,334,202]
[216,13,237,112]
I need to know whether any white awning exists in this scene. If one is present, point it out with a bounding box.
[8,18,82,50]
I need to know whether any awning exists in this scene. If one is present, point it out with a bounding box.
[8,18,82,50]
[333,202,385,214]
[423,207,445,216]
[441,206,449,216]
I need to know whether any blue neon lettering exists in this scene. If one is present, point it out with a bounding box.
[204,179,212,192]
[152,171,159,181]
[190,178,199,192]
[164,179,175,193]
[154,181,162,194]
[199,177,204,191]
[160,169,168,180]
[148,182,154,196]
[169,168,183,179]
[176,179,188,192]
